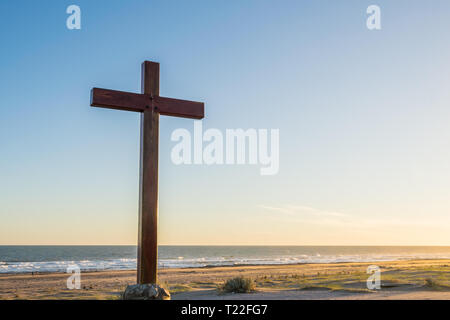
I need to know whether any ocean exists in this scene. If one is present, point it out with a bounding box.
[1,246,450,274]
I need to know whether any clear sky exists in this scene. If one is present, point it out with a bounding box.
[1,0,450,245]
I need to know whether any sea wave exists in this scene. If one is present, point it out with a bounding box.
[2,253,450,274]
[0,259,136,274]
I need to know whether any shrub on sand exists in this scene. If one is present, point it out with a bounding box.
[220,277,256,293]
[423,278,450,291]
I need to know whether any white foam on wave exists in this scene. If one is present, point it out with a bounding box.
[2,252,450,273]
[0,259,138,274]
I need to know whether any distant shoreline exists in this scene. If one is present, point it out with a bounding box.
[2,257,450,276]
[3,245,450,274]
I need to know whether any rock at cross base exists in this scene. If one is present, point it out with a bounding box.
[122,284,171,300]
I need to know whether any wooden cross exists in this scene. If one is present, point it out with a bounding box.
[90,61,204,284]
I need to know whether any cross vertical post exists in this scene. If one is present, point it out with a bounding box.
[138,61,159,284]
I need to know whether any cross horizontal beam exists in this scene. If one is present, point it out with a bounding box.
[90,87,204,119]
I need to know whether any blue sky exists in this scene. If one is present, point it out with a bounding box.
[1,0,450,245]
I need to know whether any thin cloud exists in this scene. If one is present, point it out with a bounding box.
[259,205,349,218]
[259,204,450,229]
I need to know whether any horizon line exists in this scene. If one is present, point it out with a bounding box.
[2,244,450,247]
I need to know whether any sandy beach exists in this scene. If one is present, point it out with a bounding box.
[1,259,450,300]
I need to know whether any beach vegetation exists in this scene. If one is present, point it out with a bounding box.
[219,277,256,293]
[423,278,450,291]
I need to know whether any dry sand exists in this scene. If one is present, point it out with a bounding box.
[1,259,450,300]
